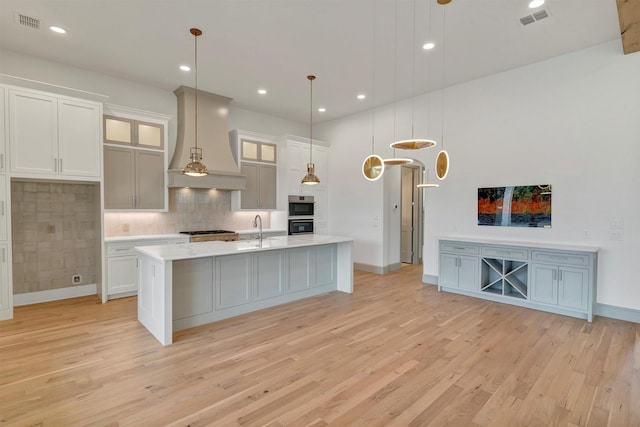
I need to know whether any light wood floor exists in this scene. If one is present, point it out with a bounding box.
[1,264,638,426]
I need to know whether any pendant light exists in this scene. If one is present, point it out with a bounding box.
[362,0,384,182]
[417,169,439,189]
[390,0,436,152]
[301,75,320,185]
[182,28,208,177]
[384,0,414,167]
[435,3,450,180]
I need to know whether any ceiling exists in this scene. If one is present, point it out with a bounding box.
[0,0,621,124]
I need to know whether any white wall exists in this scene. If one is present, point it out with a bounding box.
[317,40,640,311]
[0,50,305,153]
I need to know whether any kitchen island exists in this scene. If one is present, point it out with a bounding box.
[136,235,354,345]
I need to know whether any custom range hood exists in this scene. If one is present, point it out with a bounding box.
[168,85,246,189]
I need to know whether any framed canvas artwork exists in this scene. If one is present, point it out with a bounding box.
[478,185,552,228]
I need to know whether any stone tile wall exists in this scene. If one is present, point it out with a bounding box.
[104,188,272,236]
[11,181,98,294]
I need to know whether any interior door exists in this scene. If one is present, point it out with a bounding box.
[401,166,414,263]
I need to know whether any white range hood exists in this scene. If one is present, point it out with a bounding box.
[168,86,246,190]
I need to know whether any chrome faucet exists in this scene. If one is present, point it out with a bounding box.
[253,214,263,244]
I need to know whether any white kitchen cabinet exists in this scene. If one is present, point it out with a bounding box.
[0,174,8,242]
[438,239,597,321]
[0,86,6,172]
[0,243,10,320]
[105,236,188,299]
[9,89,101,180]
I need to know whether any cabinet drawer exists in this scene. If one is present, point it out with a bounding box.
[481,246,528,260]
[106,239,177,256]
[440,242,479,255]
[107,243,137,256]
[531,250,591,267]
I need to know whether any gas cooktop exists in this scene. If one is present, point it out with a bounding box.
[179,230,236,235]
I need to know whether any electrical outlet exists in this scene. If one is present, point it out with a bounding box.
[123,224,130,232]
[72,275,82,285]
[582,230,591,239]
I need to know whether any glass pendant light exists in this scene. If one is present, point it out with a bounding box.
[302,75,320,185]
[183,27,208,177]
[417,169,439,189]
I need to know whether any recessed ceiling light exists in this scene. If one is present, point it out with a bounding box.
[357,94,366,100]
[258,89,267,95]
[423,42,435,50]
[528,0,545,8]
[179,65,191,71]
[49,26,66,34]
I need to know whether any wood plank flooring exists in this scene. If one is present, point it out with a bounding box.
[1,264,638,426]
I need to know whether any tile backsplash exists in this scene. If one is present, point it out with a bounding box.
[11,181,99,294]
[104,188,272,236]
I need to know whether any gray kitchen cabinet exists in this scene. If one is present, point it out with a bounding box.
[530,251,591,311]
[439,242,480,291]
[216,253,252,309]
[438,239,597,321]
[103,107,168,211]
[104,146,164,210]
[254,250,285,301]
[9,88,101,180]
[104,115,164,149]
[239,163,277,210]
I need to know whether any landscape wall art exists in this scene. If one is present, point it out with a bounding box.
[478,185,552,228]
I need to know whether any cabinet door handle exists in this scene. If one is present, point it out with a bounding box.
[54,158,58,172]
[1,248,5,263]
[1,201,4,216]
[552,269,557,281]
[0,153,4,170]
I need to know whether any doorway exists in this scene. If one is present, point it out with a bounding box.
[400,165,422,264]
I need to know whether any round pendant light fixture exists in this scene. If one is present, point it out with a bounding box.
[301,75,320,186]
[182,28,208,177]
[384,157,414,166]
[363,154,385,181]
[390,139,436,150]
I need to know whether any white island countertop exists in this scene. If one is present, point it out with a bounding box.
[136,234,354,261]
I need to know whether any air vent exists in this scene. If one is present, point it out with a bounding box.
[520,15,535,26]
[520,8,551,26]
[15,13,40,30]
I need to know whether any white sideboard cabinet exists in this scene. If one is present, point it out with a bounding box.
[438,238,598,321]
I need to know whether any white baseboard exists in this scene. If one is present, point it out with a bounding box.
[14,284,97,306]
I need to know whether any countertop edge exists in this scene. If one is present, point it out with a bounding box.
[437,236,599,253]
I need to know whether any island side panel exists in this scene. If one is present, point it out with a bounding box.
[138,253,173,346]
[336,241,353,293]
